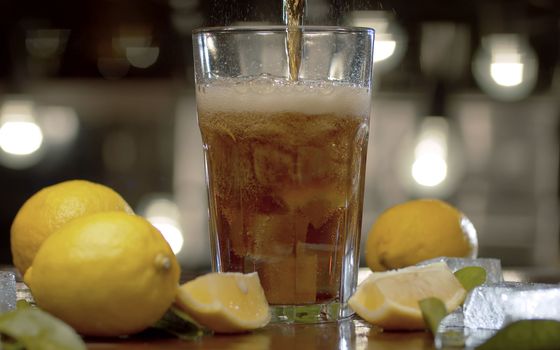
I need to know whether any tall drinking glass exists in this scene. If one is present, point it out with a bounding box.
[192,26,374,323]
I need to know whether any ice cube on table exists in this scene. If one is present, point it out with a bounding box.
[436,327,498,349]
[0,271,16,313]
[417,257,503,283]
[16,282,34,304]
[463,282,560,330]
[439,308,464,329]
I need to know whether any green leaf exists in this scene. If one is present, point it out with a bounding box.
[2,342,27,350]
[419,297,448,334]
[454,266,487,291]
[15,300,31,310]
[476,320,560,350]
[0,307,86,350]
[149,306,208,340]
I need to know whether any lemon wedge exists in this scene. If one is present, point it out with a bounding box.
[349,262,466,330]
[175,272,271,333]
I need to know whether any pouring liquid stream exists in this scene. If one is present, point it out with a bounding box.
[283,0,305,81]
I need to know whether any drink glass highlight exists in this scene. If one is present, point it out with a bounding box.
[193,26,374,323]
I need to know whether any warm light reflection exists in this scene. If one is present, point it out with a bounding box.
[461,216,479,258]
[0,121,43,155]
[472,34,538,100]
[148,216,184,254]
[0,100,43,156]
[25,29,69,58]
[345,11,406,70]
[125,47,160,68]
[411,117,449,188]
[374,39,396,62]
[39,106,79,145]
[412,153,448,187]
[139,196,184,255]
[490,61,524,87]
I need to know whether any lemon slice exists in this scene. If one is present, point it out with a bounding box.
[175,272,271,333]
[349,262,466,330]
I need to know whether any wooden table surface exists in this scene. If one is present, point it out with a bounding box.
[86,318,436,350]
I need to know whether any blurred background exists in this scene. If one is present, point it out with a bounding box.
[0,0,558,278]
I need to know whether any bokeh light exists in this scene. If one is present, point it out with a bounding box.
[472,34,538,101]
[137,195,184,255]
[38,106,79,145]
[0,100,43,156]
[346,11,407,72]
[411,117,449,188]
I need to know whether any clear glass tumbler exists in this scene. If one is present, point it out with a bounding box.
[192,26,374,323]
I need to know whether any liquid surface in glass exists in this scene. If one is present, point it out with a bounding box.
[198,78,370,305]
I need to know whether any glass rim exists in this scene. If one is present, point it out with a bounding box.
[192,25,375,35]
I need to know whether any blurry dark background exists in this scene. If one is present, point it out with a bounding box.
[0,0,558,277]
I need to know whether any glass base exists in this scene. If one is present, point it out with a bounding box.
[269,302,353,323]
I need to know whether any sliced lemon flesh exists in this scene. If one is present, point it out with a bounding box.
[175,272,271,333]
[349,262,466,330]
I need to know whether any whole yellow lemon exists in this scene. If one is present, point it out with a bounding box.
[365,199,478,271]
[24,212,181,337]
[11,179,133,275]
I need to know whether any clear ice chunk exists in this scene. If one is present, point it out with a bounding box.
[0,271,16,313]
[417,257,503,283]
[16,282,34,304]
[463,282,560,330]
[439,308,464,329]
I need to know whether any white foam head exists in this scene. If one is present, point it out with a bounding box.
[196,78,371,116]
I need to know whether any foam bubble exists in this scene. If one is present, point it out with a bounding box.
[196,78,371,116]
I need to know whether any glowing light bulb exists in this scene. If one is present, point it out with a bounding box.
[490,62,524,87]
[126,47,159,68]
[411,117,449,188]
[0,121,43,155]
[0,100,43,156]
[345,11,406,71]
[138,195,185,255]
[374,39,397,62]
[412,153,448,187]
[148,216,184,254]
[472,34,537,100]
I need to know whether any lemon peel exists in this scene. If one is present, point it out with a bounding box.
[365,199,478,271]
[25,212,180,337]
[11,179,133,275]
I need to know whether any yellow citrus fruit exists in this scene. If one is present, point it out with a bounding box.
[175,272,270,333]
[24,212,180,337]
[11,179,133,275]
[349,262,466,330]
[365,199,477,271]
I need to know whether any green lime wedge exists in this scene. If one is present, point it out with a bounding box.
[0,305,86,350]
[476,320,560,350]
[419,297,448,334]
[149,306,207,340]
[454,266,487,291]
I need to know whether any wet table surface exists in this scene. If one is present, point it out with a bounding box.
[86,318,436,350]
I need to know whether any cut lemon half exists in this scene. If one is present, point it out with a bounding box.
[175,272,271,333]
[349,262,466,330]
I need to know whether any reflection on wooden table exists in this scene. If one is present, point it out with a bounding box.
[87,318,435,350]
